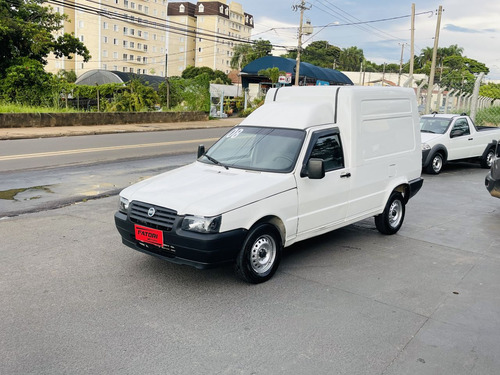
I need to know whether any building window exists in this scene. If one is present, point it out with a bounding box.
[113,52,118,58]
[179,4,185,12]
[113,38,118,45]
[144,31,149,39]
[130,67,134,72]
[103,36,108,43]
[103,21,108,29]
[123,27,128,35]
[144,6,149,14]
[123,40,128,47]
[113,65,118,70]
[138,4,142,11]
[123,54,128,61]
[123,67,127,72]
[79,35,84,42]
[143,44,148,52]
[79,20,84,28]
[130,41,135,48]
[103,64,107,70]
[198,4,204,12]
[129,55,134,60]
[113,24,118,32]
[124,0,128,7]
[103,50,108,57]
[130,2,135,9]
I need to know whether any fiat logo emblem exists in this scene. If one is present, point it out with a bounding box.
[147,207,155,217]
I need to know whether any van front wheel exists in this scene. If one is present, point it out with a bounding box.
[375,192,405,235]
[235,224,282,284]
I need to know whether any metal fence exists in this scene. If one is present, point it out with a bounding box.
[412,73,500,126]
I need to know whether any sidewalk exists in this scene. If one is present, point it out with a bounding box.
[0,117,242,140]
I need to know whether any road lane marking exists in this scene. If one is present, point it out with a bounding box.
[0,138,219,161]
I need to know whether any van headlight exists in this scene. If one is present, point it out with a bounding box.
[119,196,129,213]
[421,143,431,151]
[181,215,221,233]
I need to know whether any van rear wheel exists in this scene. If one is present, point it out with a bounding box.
[235,224,282,284]
[375,192,405,235]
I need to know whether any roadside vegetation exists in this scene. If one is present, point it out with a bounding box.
[0,0,498,118]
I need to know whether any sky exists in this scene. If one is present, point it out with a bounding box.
[241,0,500,80]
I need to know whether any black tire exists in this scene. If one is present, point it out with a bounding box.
[425,152,444,174]
[375,192,406,235]
[235,224,282,284]
[480,148,495,169]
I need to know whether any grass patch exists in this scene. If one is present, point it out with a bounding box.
[0,103,83,113]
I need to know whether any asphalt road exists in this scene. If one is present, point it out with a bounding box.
[1,159,499,374]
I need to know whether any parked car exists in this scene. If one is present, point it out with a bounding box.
[115,86,423,283]
[485,139,500,198]
[420,113,500,174]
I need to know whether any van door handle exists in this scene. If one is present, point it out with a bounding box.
[340,172,351,178]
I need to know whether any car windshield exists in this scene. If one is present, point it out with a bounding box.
[420,117,451,134]
[199,126,305,173]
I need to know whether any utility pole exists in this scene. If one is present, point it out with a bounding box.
[425,5,443,114]
[409,3,415,82]
[292,1,311,86]
[165,53,170,109]
[398,43,407,86]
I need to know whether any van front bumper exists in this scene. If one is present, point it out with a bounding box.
[485,172,500,198]
[114,211,247,269]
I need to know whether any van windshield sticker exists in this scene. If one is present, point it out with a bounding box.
[226,128,244,139]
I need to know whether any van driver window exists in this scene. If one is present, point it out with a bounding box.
[310,134,344,171]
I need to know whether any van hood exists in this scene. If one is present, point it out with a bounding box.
[420,132,442,144]
[120,162,297,216]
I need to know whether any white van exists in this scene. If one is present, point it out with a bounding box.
[115,86,423,283]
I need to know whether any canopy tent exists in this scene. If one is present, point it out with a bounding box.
[75,70,165,90]
[240,56,353,88]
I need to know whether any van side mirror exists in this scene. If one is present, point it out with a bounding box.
[197,145,205,158]
[307,158,325,179]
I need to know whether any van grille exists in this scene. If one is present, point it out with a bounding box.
[129,201,177,231]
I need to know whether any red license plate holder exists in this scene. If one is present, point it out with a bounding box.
[135,225,163,247]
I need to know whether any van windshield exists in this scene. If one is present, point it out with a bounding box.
[199,126,305,173]
[420,117,451,134]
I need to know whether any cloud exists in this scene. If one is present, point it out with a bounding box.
[444,24,496,33]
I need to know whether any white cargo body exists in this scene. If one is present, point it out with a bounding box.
[115,86,423,283]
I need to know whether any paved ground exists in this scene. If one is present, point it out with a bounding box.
[0,117,242,140]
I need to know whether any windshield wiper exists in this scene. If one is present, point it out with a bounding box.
[421,130,436,133]
[204,154,229,170]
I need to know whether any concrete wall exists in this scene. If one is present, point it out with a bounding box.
[0,111,208,128]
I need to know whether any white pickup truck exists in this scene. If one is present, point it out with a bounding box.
[420,113,500,174]
[115,86,423,283]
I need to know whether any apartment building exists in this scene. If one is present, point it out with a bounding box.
[167,1,254,75]
[46,0,253,78]
[46,0,169,77]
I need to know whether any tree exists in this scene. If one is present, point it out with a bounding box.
[0,0,90,75]
[257,67,285,86]
[230,39,272,70]
[338,46,364,71]
[181,66,231,84]
[480,83,500,100]
[0,58,57,106]
[440,56,489,92]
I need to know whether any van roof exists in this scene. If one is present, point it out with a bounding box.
[239,86,417,131]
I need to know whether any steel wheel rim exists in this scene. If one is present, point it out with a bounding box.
[487,151,494,167]
[432,155,442,172]
[388,200,403,228]
[250,235,276,274]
